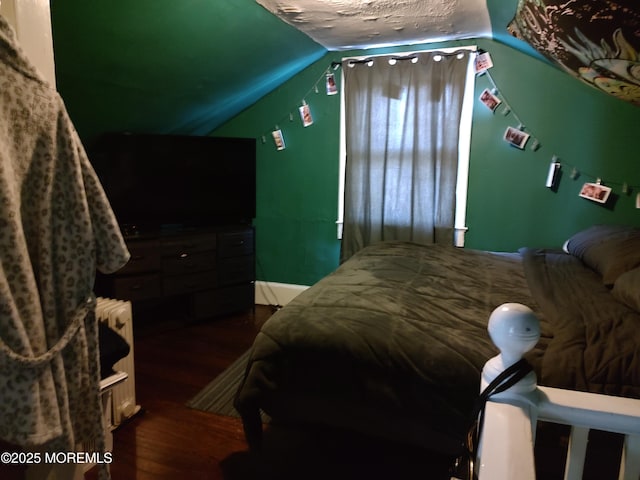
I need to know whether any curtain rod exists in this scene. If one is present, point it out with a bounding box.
[340,47,475,67]
[346,54,417,65]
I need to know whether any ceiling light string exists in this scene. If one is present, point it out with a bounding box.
[259,62,340,148]
[476,55,640,204]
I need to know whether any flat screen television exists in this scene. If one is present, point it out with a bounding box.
[89,133,256,235]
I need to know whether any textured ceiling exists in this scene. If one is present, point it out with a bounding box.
[256,0,492,50]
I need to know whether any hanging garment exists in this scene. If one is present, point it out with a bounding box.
[0,12,130,475]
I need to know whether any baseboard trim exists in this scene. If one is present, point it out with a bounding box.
[255,281,309,307]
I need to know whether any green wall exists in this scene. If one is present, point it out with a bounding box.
[214,38,640,287]
[467,39,639,250]
[212,59,343,286]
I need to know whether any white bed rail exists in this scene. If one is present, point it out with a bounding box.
[477,304,640,480]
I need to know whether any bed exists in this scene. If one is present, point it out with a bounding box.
[234,225,640,455]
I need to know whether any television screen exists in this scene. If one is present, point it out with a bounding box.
[89,133,256,234]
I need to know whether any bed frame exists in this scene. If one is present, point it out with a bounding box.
[477,303,640,480]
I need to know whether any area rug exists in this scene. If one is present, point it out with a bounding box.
[186,349,251,417]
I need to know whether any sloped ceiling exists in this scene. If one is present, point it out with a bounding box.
[50,0,524,145]
[51,0,327,144]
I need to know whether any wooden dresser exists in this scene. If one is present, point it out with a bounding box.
[96,225,255,320]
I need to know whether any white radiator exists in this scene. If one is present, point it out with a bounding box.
[96,297,140,427]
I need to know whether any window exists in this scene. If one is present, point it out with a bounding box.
[336,46,476,256]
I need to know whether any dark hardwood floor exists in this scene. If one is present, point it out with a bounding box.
[87,304,271,480]
[83,303,455,480]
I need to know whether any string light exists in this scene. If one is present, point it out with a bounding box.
[258,63,341,147]
[479,57,639,201]
[260,51,638,207]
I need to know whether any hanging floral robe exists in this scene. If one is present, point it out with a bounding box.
[0,14,130,477]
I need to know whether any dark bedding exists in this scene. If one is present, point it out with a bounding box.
[521,247,640,398]
[235,236,640,454]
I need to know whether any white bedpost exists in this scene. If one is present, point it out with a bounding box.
[481,303,540,394]
[476,303,540,480]
[477,304,640,480]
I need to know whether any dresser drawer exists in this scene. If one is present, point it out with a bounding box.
[118,240,161,274]
[111,274,162,301]
[163,270,218,296]
[160,233,217,256]
[218,255,255,286]
[94,227,255,321]
[162,250,217,275]
[218,229,254,258]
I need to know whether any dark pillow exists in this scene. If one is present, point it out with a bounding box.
[564,225,640,286]
[612,267,640,313]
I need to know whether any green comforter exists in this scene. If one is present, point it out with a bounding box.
[235,241,639,453]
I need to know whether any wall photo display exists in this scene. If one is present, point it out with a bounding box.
[475,51,494,74]
[272,129,286,150]
[579,182,612,204]
[503,126,530,149]
[480,88,502,112]
[326,73,338,95]
[299,103,314,127]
